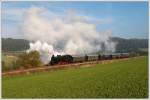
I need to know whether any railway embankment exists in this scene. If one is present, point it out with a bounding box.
[2,57,137,76]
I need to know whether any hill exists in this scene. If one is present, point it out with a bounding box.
[1,37,148,53]
[2,38,29,52]
[111,37,148,52]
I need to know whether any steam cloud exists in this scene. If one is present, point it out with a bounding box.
[23,6,116,64]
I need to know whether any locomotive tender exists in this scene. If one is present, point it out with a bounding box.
[50,53,130,65]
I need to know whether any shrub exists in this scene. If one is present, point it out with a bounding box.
[18,51,42,69]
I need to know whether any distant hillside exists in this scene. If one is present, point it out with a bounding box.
[2,37,148,53]
[2,38,29,52]
[111,37,148,52]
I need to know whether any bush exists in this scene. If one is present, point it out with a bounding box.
[18,51,42,69]
[2,51,42,72]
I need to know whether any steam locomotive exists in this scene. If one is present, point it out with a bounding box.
[49,53,130,65]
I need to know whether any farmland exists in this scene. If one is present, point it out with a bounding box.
[2,56,148,98]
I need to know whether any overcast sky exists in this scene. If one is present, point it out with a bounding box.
[2,1,149,39]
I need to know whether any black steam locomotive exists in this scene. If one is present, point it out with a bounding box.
[50,53,130,65]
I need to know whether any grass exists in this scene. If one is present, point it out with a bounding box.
[2,54,18,71]
[2,56,148,98]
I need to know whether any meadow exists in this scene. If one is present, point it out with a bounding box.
[2,56,148,98]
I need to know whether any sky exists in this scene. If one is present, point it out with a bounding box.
[1,1,149,39]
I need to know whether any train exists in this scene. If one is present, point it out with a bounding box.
[49,53,131,65]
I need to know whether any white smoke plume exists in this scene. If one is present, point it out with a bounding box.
[23,6,116,64]
[27,41,64,64]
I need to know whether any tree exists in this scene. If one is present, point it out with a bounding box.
[18,51,42,69]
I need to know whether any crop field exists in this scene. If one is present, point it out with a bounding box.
[2,56,148,98]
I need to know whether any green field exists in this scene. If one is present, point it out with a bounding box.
[2,56,148,98]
